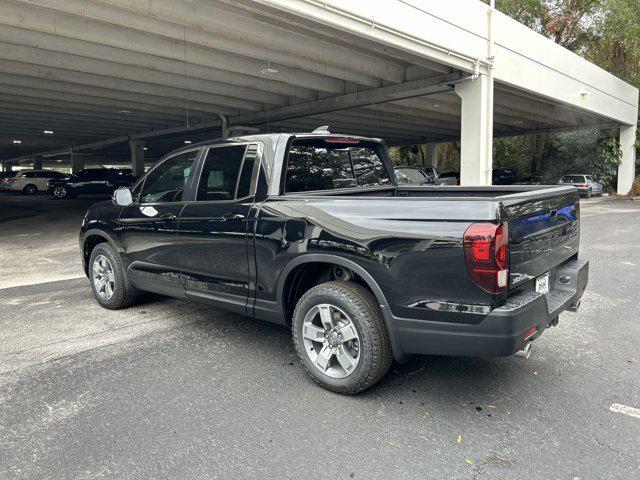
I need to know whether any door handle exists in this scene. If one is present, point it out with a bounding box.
[222,213,245,221]
[160,213,177,221]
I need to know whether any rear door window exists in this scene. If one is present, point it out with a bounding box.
[196,145,251,201]
[284,138,391,193]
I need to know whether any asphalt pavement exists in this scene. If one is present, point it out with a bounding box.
[1,194,639,479]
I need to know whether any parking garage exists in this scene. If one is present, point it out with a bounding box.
[2,2,640,478]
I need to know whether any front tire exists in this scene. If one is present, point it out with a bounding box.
[89,243,138,309]
[292,281,393,394]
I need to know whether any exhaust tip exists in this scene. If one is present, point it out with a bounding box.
[514,342,532,359]
[568,300,581,312]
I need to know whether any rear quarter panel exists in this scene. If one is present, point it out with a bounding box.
[254,196,500,324]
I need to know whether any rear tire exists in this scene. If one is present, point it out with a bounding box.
[23,184,37,195]
[292,281,393,394]
[89,243,138,309]
[53,185,71,199]
[586,189,592,198]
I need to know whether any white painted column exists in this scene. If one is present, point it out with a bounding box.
[617,125,637,194]
[424,142,438,169]
[454,74,493,186]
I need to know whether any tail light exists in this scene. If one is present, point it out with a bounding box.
[463,222,509,293]
[8,178,17,183]
[324,138,359,144]
[579,184,587,188]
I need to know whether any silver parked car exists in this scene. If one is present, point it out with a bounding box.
[558,174,603,198]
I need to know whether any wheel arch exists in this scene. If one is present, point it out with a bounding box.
[81,228,120,275]
[277,254,405,361]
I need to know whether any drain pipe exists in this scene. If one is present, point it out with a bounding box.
[217,113,260,138]
[218,114,230,138]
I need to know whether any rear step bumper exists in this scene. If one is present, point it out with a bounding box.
[389,258,589,358]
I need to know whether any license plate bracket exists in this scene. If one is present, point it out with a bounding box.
[535,272,550,294]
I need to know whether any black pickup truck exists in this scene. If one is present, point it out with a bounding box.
[80,132,588,394]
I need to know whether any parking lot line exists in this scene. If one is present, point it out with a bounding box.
[609,403,640,419]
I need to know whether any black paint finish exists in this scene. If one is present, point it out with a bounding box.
[79,133,588,361]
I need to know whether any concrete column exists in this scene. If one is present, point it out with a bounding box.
[70,152,84,174]
[454,74,494,186]
[129,139,146,177]
[617,125,637,194]
[2,162,12,172]
[33,154,43,170]
[423,142,438,169]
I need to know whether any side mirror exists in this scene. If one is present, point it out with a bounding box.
[112,186,133,207]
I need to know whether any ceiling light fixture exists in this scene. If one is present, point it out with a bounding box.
[513,120,524,125]
[118,109,131,114]
[12,139,22,144]
[184,140,192,144]
[432,103,441,108]
[143,147,148,151]
[44,130,54,134]
[260,67,278,75]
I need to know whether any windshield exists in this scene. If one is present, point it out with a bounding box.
[284,138,392,193]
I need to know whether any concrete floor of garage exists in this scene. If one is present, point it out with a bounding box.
[0,193,639,479]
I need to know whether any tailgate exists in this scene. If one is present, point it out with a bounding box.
[505,191,580,289]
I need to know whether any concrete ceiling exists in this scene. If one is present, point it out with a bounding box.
[0,0,617,165]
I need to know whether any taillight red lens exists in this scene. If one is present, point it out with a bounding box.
[579,183,587,187]
[463,222,509,293]
[8,178,17,183]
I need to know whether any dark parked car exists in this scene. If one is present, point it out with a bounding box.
[437,171,460,185]
[49,168,137,198]
[516,175,543,185]
[80,132,588,394]
[492,168,518,185]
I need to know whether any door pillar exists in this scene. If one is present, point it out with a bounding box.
[617,125,637,194]
[455,74,493,186]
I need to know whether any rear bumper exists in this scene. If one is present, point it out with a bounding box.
[389,258,588,359]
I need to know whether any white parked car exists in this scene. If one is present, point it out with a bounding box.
[5,170,67,195]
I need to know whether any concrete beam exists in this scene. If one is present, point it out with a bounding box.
[10,0,403,84]
[0,72,240,117]
[455,74,493,186]
[233,73,461,125]
[617,125,637,195]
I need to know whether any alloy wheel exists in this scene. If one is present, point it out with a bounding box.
[53,186,67,198]
[301,303,361,379]
[92,255,115,300]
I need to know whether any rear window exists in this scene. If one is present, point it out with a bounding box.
[284,138,391,193]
